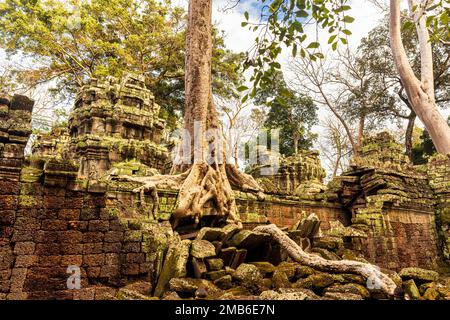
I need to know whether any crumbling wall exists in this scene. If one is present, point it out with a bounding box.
[1,87,447,300]
[327,132,441,270]
[32,126,70,159]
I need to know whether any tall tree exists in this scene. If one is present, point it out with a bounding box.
[216,94,261,167]
[254,70,318,155]
[238,0,450,155]
[390,0,450,154]
[289,55,359,155]
[318,116,352,178]
[358,16,450,160]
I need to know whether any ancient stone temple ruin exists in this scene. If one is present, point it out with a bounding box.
[33,74,170,179]
[1,76,450,300]
[250,150,327,196]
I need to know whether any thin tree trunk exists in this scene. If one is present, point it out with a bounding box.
[357,114,365,150]
[333,153,341,177]
[390,0,450,154]
[405,111,416,161]
[254,224,398,296]
[319,88,359,155]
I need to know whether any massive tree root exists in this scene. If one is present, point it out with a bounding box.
[113,163,265,229]
[254,224,398,296]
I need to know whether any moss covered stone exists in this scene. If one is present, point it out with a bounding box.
[324,283,370,299]
[153,236,190,297]
[213,275,233,290]
[190,240,216,259]
[249,262,275,276]
[233,263,263,285]
[403,279,420,300]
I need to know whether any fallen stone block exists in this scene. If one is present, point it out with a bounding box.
[190,239,216,259]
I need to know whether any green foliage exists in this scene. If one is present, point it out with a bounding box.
[0,67,19,93]
[254,70,318,155]
[412,116,450,164]
[0,0,244,131]
[243,0,354,98]
[412,128,436,165]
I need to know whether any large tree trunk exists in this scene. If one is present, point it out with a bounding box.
[390,0,450,154]
[254,224,398,296]
[357,113,365,150]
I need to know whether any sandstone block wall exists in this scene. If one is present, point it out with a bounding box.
[359,209,440,270]
[0,169,176,299]
[427,154,450,261]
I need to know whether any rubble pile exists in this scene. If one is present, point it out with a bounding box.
[327,132,435,213]
[117,216,450,300]
[327,132,435,227]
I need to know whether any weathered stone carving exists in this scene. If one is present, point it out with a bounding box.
[0,94,34,181]
[327,132,439,269]
[32,74,171,179]
[68,74,170,179]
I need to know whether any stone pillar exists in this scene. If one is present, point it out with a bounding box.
[0,95,34,181]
